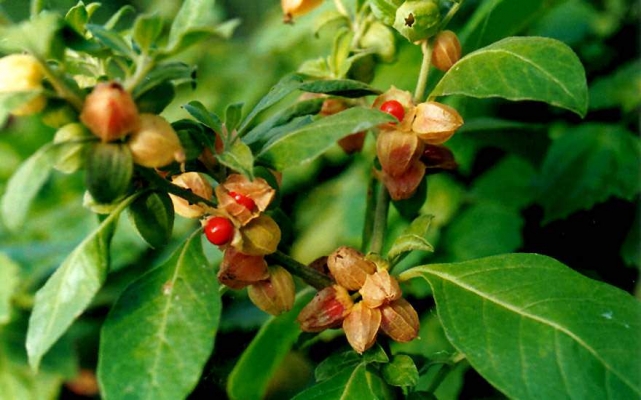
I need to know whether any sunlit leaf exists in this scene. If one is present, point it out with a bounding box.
[216,139,254,179]
[292,363,393,400]
[401,253,641,399]
[315,344,388,382]
[99,232,220,400]
[257,107,393,170]
[381,354,419,387]
[431,37,588,117]
[26,196,136,370]
[387,214,434,265]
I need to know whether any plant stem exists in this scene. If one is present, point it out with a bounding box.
[38,60,85,111]
[125,55,155,93]
[136,166,218,209]
[369,181,390,254]
[267,251,334,290]
[30,0,43,17]
[414,40,433,102]
[361,173,376,253]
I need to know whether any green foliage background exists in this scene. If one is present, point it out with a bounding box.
[0,0,639,398]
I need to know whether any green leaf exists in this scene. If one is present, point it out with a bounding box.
[243,97,325,147]
[292,363,393,400]
[470,155,537,211]
[458,0,563,52]
[135,81,176,114]
[227,290,314,400]
[1,142,58,231]
[381,354,419,387]
[0,91,42,126]
[64,2,90,34]
[387,214,434,265]
[225,102,244,132]
[133,62,196,99]
[216,139,254,179]
[431,37,588,117]
[589,60,641,113]
[401,253,641,400]
[86,23,136,59]
[536,123,641,223]
[257,107,394,170]
[182,100,224,134]
[127,191,174,249]
[621,208,640,269]
[103,5,136,30]
[299,79,381,98]
[443,203,524,261]
[85,143,133,204]
[238,73,306,134]
[26,196,134,370]
[315,344,389,382]
[0,12,64,58]
[133,13,164,54]
[164,0,238,55]
[98,232,220,400]
[0,252,19,325]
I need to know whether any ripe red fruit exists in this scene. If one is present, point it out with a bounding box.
[380,100,405,122]
[228,191,256,211]
[204,216,234,246]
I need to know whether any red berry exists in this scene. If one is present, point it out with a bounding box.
[228,191,256,211]
[380,100,405,122]
[204,216,234,246]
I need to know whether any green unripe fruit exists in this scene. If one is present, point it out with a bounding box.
[370,0,404,26]
[393,0,441,43]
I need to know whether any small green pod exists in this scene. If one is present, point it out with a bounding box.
[393,0,441,43]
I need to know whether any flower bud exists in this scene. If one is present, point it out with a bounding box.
[380,298,419,343]
[376,158,426,201]
[128,114,185,168]
[343,302,382,354]
[169,172,213,218]
[393,0,441,43]
[412,102,463,144]
[215,174,275,226]
[282,0,323,22]
[235,214,281,256]
[431,30,462,72]
[376,129,424,178]
[359,269,402,309]
[298,285,353,332]
[80,82,139,142]
[217,247,269,290]
[337,131,366,154]
[327,246,377,291]
[248,266,296,316]
[0,54,46,116]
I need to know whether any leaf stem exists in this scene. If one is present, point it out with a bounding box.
[414,40,433,102]
[136,166,218,209]
[266,250,334,290]
[38,59,85,111]
[361,173,376,253]
[369,180,390,254]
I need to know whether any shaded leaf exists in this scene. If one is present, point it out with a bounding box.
[182,100,224,134]
[225,102,244,132]
[216,139,254,179]
[388,214,434,264]
[299,79,381,98]
[589,60,641,113]
[133,62,196,99]
[86,23,135,59]
[292,363,392,400]
[401,253,641,399]
[471,155,537,211]
[133,13,164,54]
[0,91,42,127]
[98,232,220,400]
[381,354,419,387]
[26,196,135,370]
[127,191,174,249]
[227,290,314,400]
[536,124,641,223]
[0,12,64,58]
[443,203,523,261]
[257,107,394,170]
[1,142,59,231]
[238,73,306,134]
[431,37,588,117]
[0,252,19,325]
[315,344,388,382]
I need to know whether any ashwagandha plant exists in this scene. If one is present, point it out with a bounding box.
[0,0,639,398]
